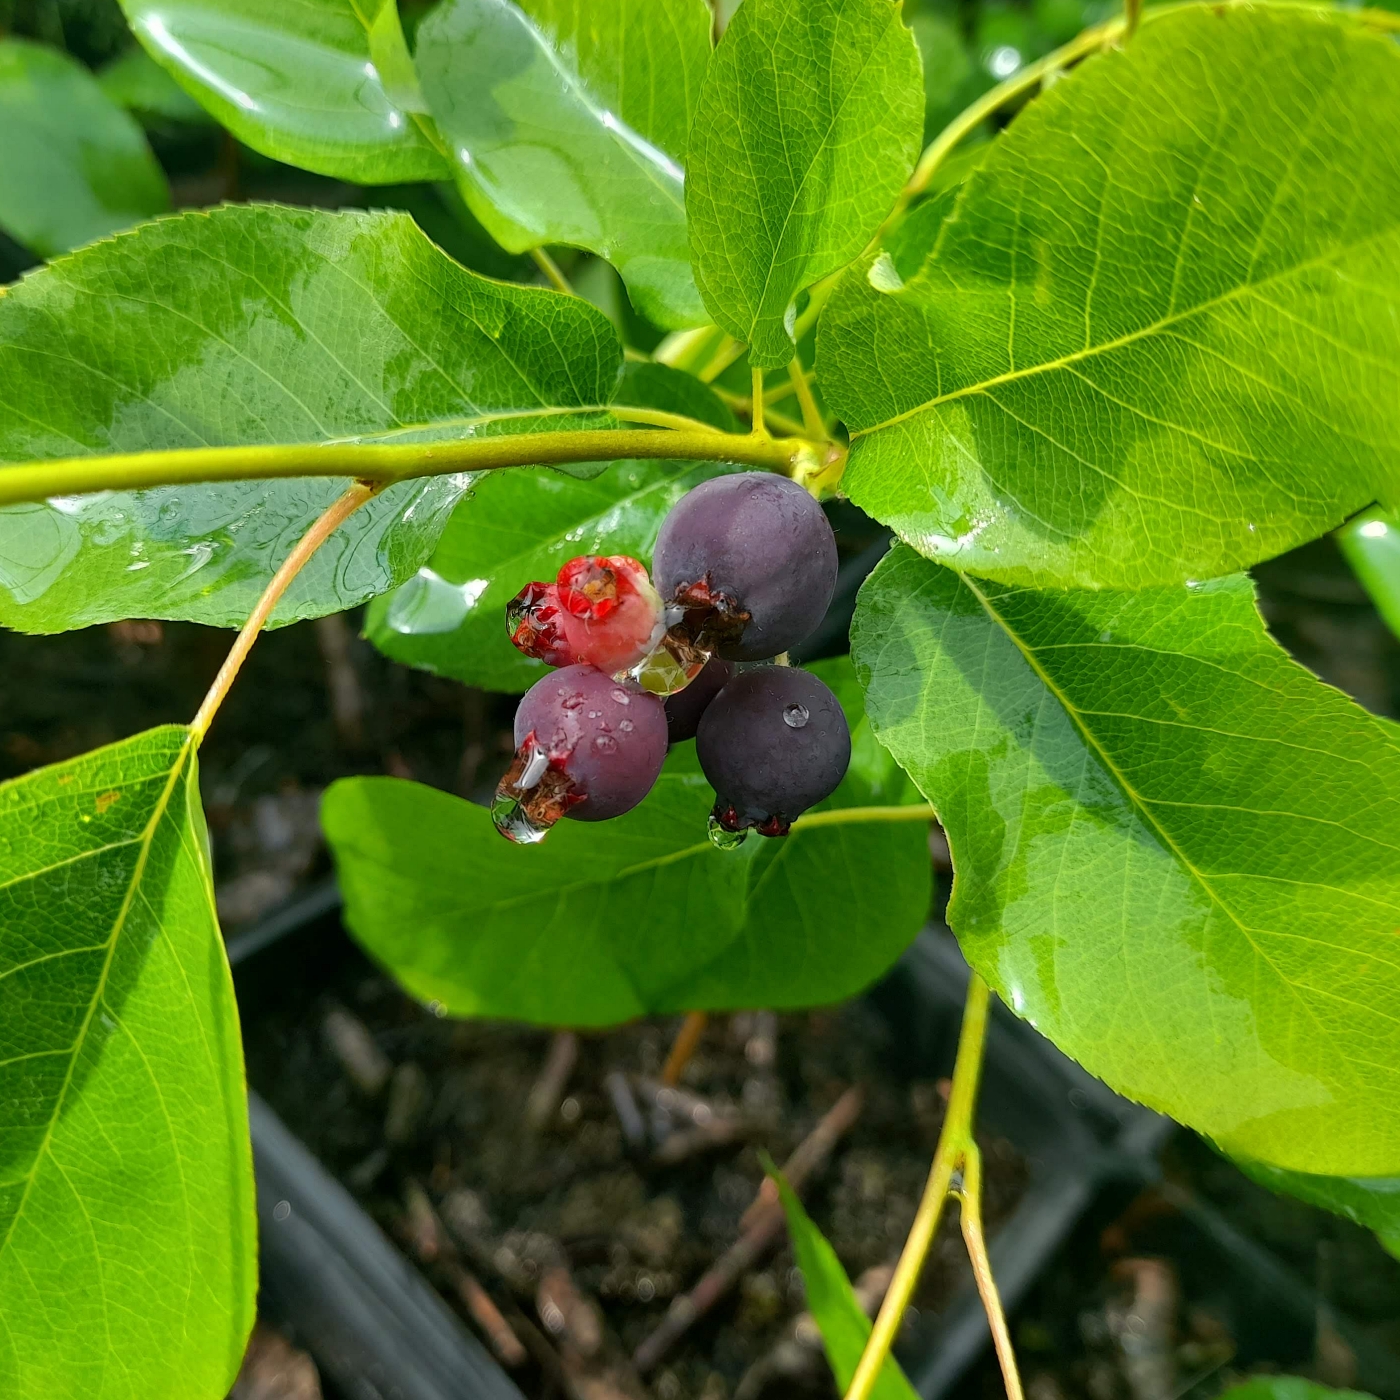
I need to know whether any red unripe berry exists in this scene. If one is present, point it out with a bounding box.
[554,555,664,675]
[505,580,572,667]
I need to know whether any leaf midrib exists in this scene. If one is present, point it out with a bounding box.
[0,732,193,1265]
[962,575,1340,1044]
[853,223,1400,439]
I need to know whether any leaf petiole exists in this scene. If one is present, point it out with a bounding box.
[843,974,993,1400]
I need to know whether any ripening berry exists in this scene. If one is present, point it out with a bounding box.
[696,666,850,837]
[493,665,668,842]
[652,474,838,661]
[663,656,734,745]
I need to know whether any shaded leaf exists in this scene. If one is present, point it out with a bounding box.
[0,726,255,1397]
[97,46,210,124]
[367,459,741,692]
[1218,1381,1376,1400]
[1337,509,1400,644]
[823,7,1400,588]
[851,545,1400,1175]
[323,657,930,1025]
[0,38,169,258]
[0,204,623,632]
[119,0,449,183]
[417,0,711,330]
[687,0,922,366]
[1232,1156,1400,1257]
[770,1167,919,1400]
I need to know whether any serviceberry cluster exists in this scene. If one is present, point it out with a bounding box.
[493,472,852,846]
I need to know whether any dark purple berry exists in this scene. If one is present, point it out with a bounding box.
[696,666,850,837]
[663,656,734,745]
[652,473,838,662]
[493,665,667,841]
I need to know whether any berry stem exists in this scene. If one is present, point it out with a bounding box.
[751,367,769,440]
[788,358,827,441]
[790,803,935,830]
[842,974,994,1400]
[530,247,574,295]
[0,425,824,510]
[189,482,377,742]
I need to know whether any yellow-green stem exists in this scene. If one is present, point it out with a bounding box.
[957,1143,1025,1400]
[0,426,816,511]
[791,804,934,831]
[530,247,573,296]
[190,482,376,741]
[843,975,992,1400]
[751,367,769,440]
[789,359,827,440]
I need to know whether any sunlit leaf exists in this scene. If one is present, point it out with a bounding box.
[323,657,931,1025]
[0,727,255,1397]
[97,46,209,124]
[0,38,169,259]
[0,204,623,632]
[417,0,712,330]
[823,7,1400,587]
[687,0,923,366]
[119,0,449,182]
[852,545,1400,1175]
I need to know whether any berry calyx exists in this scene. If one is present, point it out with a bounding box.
[505,580,571,667]
[493,665,668,843]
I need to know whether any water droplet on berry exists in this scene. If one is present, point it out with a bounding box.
[562,692,584,709]
[588,710,601,718]
[611,688,631,704]
[783,703,810,729]
[594,735,618,753]
[491,786,551,844]
[517,745,550,790]
[707,813,748,850]
[619,719,634,733]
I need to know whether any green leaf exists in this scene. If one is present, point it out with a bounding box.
[0,726,255,1397]
[1337,509,1400,643]
[770,1166,920,1400]
[0,204,623,632]
[0,39,169,259]
[366,459,740,692]
[687,0,923,367]
[1231,1156,1400,1257]
[851,545,1400,1176]
[823,7,1400,588]
[1217,1380,1377,1400]
[97,47,210,124]
[119,0,450,183]
[417,0,711,330]
[322,657,931,1025]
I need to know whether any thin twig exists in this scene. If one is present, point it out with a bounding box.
[634,1084,865,1373]
[843,977,992,1400]
[526,1031,580,1130]
[957,1142,1024,1400]
[662,1011,708,1086]
[190,482,375,742]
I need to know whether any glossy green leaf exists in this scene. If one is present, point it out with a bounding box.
[120,0,449,183]
[1232,1155,1400,1257]
[1338,509,1400,643]
[367,459,740,692]
[851,545,1400,1175]
[823,7,1400,588]
[417,0,711,330]
[0,204,623,632]
[687,0,923,367]
[0,39,169,259]
[1218,1380,1376,1400]
[97,47,210,124]
[0,726,255,1397]
[771,1167,919,1400]
[323,657,931,1025]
